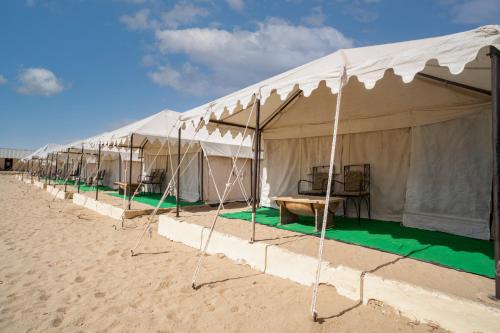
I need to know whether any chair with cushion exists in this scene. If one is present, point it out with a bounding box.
[297,165,333,196]
[332,164,370,223]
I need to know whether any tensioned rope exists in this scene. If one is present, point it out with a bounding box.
[200,144,225,209]
[129,119,209,255]
[231,156,251,206]
[310,66,347,322]
[191,94,257,289]
[128,130,207,254]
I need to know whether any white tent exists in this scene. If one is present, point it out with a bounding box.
[178,25,500,240]
[76,109,254,203]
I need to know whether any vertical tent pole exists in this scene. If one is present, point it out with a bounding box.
[176,127,181,217]
[491,46,500,299]
[54,152,59,183]
[139,146,144,187]
[37,159,41,181]
[128,134,134,210]
[96,143,102,201]
[257,129,262,203]
[250,98,261,243]
[77,144,84,193]
[198,149,201,201]
[49,153,54,185]
[45,156,50,185]
[64,149,70,192]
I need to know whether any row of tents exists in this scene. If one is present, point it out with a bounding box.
[17,25,500,295]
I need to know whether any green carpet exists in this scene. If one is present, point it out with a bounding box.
[75,185,116,192]
[220,207,494,278]
[107,192,204,209]
[53,179,82,186]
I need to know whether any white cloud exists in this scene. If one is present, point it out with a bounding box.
[17,68,65,96]
[153,18,353,95]
[120,8,158,30]
[162,3,209,28]
[149,63,212,95]
[0,75,7,85]
[448,0,500,24]
[226,0,245,12]
[302,6,326,26]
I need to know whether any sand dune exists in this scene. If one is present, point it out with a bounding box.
[0,175,444,332]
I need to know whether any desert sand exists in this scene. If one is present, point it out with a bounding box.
[0,175,445,332]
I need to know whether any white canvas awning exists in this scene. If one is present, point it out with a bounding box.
[178,25,499,137]
[80,109,254,159]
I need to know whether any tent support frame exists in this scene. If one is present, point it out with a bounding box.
[250,98,261,243]
[77,145,84,193]
[96,143,102,201]
[176,127,181,217]
[491,46,500,300]
[64,149,70,192]
[128,134,134,210]
[417,73,491,96]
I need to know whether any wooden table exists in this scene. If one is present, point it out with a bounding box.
[114,182,141,196]
[272,195,344,231]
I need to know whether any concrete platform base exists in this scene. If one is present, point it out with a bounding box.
[33,180,46,189]
[158,215,500,333]
[46,185,73,200]
[72,193,172,220]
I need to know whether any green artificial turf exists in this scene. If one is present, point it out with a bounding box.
[75,185,116,192]
[220,207,494,278]
[107,192,204,209]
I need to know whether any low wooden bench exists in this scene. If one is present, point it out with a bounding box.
[272,195,343,232]
[114,182,141,196]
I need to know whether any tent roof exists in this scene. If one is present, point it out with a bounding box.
[179,25,500,129]
[0,148,34,159]
[23,143,65,160]
[56,109,254,159]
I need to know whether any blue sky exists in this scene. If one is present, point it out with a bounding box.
[0,0,499,149]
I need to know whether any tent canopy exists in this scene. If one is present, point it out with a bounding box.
[178,25,499,136]
[75,109,254,159]
[23,143,65,160]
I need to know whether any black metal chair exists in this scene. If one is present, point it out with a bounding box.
[86,169,106,187]
[332,164,371,223]
[297,165,333,196]
[140,169,165,193]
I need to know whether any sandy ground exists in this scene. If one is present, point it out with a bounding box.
[0,175,446,332]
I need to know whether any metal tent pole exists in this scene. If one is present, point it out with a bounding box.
[250,98,261,243]
[200,150,204,202]
[176,127,181,217]
[53,152,59,183]
[128,135,134,210]
[64,149,70,192]
[77,145,84,193]
[491,45,500,299]
[96,143,101,201]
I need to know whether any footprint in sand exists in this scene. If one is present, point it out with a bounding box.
[52,316,63,328]
[39,293,50,301]
[230,306,239,313]
[94,292,106,298]
[106,249,118,256]
[74,276,85,283]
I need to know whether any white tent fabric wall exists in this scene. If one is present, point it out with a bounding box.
[403,109,492,239]
[202,156,252,204]
[170,152,200,202]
